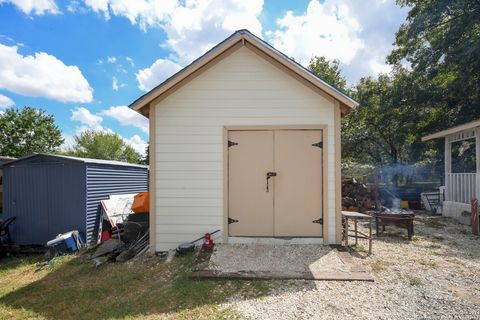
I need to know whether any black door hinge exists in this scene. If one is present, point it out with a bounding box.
[228,218,239,224]
[312,142,323,148]
[312,218,324,224]
[228,140,238,148]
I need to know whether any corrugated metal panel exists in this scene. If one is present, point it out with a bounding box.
[2,154,147,246]
[85,165,148,244]
[2,162,86,245]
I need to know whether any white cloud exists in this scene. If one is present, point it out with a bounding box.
[84,0,110,19]
[0,0,60,15]
[82,0,405,84]
[122,134,148,155]
[0,93,14,108]
[71,107,103,130]
[60,132,75,150]
[68,106,147,154]
[67,1,79,13]
[124,134,147,155]
[267,0,362,65]
[102,105,148,133]
[0,44,93,103]
[112,76,127,91]
[107,56,116,63]
[136,58,182,92]
[117,64,127,74]
[83,0,178,30]
[112,77,118,91]
[83,0,263,63]
[266,0,408,84]
[126,56,134,67]
[163,0,263,63]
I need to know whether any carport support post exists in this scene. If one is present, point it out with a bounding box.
[344,216,348,247]
[445,138,451,201]
[476,128,480,202]
[369,217,372,255]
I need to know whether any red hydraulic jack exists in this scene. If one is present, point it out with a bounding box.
[202,233,215,250]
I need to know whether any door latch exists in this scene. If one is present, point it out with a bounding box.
[266,171,276,192]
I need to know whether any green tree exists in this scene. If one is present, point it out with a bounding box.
[308,56,348,93]
[140,145,149,165]
[66,130,141,164]
[0,107,64,158]
[342,68,449,167]
[388,0,480,123]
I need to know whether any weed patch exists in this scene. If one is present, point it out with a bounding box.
[368,259,389,273]
[407,276,422,286]
[418,259,438,268]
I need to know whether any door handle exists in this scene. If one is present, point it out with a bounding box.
[266,172,276,192]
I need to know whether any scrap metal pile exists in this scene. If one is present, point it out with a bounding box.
[342,178,374,212]
[89,192,150,266]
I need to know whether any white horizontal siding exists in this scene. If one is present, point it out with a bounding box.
[154,46,337,251]
[157,180,222,189]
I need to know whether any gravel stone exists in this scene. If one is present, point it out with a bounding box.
[208,244,349,273]
[224,212,480,319]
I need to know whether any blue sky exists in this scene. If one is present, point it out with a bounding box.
[0,0,407,154]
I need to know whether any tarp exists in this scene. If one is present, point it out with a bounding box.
[101,194,136,227]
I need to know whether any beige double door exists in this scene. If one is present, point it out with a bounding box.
[228,129,323,237]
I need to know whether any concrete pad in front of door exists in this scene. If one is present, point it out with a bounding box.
[189,244,374,281]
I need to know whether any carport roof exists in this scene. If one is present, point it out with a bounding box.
[2,153,148,168]
[422,119,480,141]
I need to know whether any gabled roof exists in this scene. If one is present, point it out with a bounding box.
[129,29,358,117]
[422,119,480,141]
[2,153,148,169]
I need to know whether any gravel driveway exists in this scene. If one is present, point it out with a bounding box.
[208,244,351,273]
[226,212,480,319]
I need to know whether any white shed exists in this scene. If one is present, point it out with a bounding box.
[130,30,358,252]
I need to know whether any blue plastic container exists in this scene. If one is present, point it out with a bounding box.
[46,231,81,253]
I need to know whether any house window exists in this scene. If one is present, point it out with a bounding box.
[451,138,476,173]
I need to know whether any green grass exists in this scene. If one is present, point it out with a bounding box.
[0,252,271,320]
[352,245,367,253]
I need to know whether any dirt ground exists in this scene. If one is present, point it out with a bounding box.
[227,211,480,319]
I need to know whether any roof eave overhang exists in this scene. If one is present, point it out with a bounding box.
[422,119,480,142]
[130,30,359,118]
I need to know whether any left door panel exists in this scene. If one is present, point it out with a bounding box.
[228,130,274,236]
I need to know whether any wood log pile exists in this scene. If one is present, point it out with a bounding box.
[342,178,374,212]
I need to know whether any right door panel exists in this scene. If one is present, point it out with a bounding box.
[274,130,323,237]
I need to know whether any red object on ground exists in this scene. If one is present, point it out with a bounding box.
[471,199,479,235]
[132,192,149,213]
[101,230,111,242]
[202,233,214,250]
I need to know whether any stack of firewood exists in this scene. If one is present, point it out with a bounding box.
[342,178,374,212]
